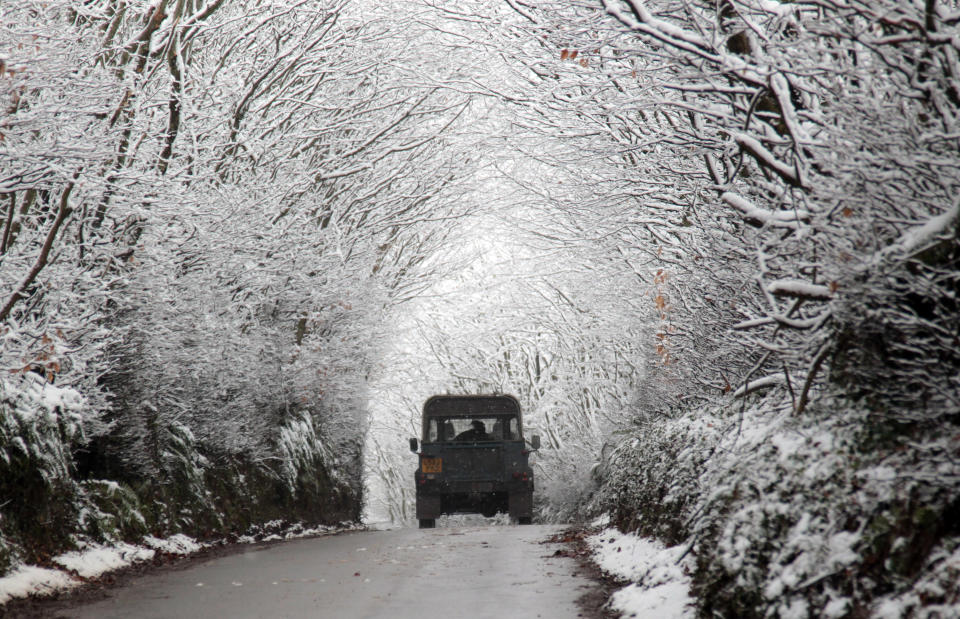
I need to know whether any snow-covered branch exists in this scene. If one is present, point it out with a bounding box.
[722,192,810,229]
[766,279,834,301]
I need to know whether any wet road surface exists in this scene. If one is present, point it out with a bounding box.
[58,524,592,618]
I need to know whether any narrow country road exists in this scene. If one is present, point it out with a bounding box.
[57,524,595,619]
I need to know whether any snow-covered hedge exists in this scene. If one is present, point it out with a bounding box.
[0,375,86,573]
[593,392,960,617]
[0,371,359,579]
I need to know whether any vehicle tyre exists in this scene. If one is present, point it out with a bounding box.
[419,518,436,529]
[517,516,532,525]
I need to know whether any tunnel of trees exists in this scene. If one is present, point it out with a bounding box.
[2,0,958,614]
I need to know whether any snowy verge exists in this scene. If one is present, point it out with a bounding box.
[234,519,363,543]
[0,536,195,605]
[0,566,80,605]
[591,393,960,616]
[0,523,359,606]
[53,542,158,579]
[588,527,696,618]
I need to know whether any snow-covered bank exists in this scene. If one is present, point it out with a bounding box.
[590,394,960,617]
[0,566,79,606]
[0,535,201,605]
[0,523,358,606]
[588,527,695,618]
[1,370,361,581]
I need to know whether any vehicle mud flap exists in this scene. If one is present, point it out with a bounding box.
[416,494,441,519]
[508,491,532,519]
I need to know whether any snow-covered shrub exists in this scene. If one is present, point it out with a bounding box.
[873,540,960,618]
[273,407,357,518]
[154,422,221,533]
[0,375,86,570]
[535,453,599,524]
[78,480,148,543]
[594,410,725,546]
[594,392,960,617]
[831,222,960,419]
[277,410,329,495]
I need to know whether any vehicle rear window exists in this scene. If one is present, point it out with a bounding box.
[426,416,519,442]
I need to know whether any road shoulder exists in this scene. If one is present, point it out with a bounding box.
[546,526,622,619]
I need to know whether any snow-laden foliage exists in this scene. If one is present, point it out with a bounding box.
[0,362,357,574]
[79,479,149,543]
[3,0,959,614]
[592,392,960,617]
[2,0,477,574]
[361,208,656,524]
[526,0,960,422]
[455,0,960,614]
[0,375,86,572]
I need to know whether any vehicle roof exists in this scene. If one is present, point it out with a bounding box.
[422,394,521,417]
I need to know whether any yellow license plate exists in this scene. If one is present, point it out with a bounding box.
[421,457,442,473]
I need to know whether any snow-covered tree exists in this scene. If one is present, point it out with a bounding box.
[2,0,483,567]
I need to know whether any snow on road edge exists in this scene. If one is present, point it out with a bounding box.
[0,566,79,605]
[0,535,202,605]
[588,526,696,618]
[0,523,357,605]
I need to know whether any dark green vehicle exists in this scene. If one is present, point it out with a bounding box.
[409,394,540,528]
